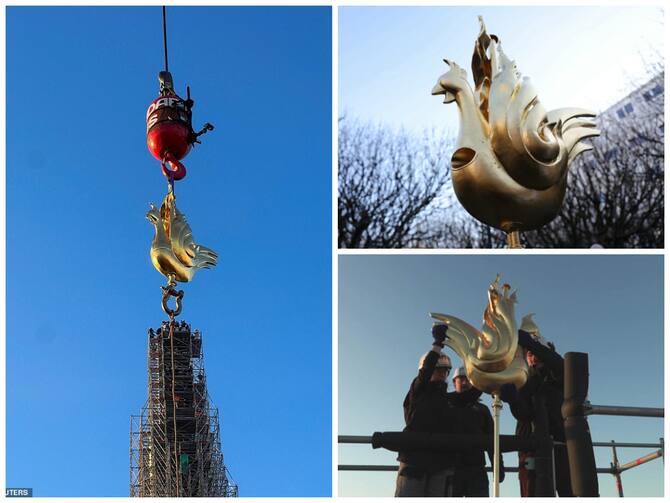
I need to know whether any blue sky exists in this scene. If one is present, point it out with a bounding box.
[339,6,664,133]
[339,255,663,497]
[7,6,331,497]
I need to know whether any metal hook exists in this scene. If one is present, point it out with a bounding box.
[161,276,184,318]
[161,152,187,180]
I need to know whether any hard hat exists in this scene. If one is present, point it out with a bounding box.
[520,314,552,349]
[418,351,452,371]
[452,366,468,381]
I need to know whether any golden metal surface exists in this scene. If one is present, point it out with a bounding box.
[432,17,600,232]
[430,275,528,394]
[147,189,218,282]
[506,230,523,249]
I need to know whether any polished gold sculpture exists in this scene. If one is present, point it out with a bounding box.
[431,17,600,242]
[430,275,528,393]
[147,189,218,283]
[431,274,531,497]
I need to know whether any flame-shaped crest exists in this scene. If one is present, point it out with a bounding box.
[430,275,528,393]
[431,17,600,232]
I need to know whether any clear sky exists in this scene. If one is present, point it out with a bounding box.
[338,255,663,497]
[339,5,664,133]
[7,6,331,497]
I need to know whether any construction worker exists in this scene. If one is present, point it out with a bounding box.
[395,323,458,497]
[450,367,504,497]
[500,316,573,497]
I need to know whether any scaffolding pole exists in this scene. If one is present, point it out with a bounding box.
[617,450,663,473]
[584,403,664,418]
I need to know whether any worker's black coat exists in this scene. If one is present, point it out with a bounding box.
[449,391,495,468]
[509,331,574,496]
[509,332,565,442]
[397,351,482,472]
[398,351,457,471]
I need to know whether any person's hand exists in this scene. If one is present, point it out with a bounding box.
[517,329,534,348]
[432,323,448,347]
[499,383,518,404]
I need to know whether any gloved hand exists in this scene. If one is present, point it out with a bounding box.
[432,323,448,347]
[499,383,518,404]
[517,329,534,349]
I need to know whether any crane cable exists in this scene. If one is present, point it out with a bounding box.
[161,7,179,494]
[162,6,169,73]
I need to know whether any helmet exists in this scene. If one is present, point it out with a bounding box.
[452,366,468,381]
[520,314,552,349]
[418,351,452,371]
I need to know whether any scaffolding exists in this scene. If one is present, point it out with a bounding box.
[130,320,238,497]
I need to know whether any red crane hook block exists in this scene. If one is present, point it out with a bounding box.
[146,72,213,182]
[146,85,192,181]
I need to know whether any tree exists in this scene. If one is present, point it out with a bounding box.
[523,73,664,248]
[338,119,454,248]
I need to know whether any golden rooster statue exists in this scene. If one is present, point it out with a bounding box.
[147,191,218,283]
[431,17,600,240]
[430,275,528,393]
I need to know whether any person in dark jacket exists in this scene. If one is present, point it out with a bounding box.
[500,318,573,497]
[450,367,504,497]
[395,323,457,497]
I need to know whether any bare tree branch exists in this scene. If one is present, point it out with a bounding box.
[524,72,664,248]
[338,120,454,248]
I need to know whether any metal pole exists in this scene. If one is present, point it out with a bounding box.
[610,440,624,497]
[338,464,615,474]
[593,441,662,448]
[617,450,663,472]
[506,231,523,248]
[584,403,664,418]
[338,435,373,444]
[661,438,664,464]
[339,465,399,471]
[340,435,662,449]
[370,431,537,453]
[492,392,502,497]
[562,352,599,496]
[532,392,555,496]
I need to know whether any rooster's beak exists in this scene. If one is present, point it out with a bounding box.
[432,83,456,104]
[431,83,445,96]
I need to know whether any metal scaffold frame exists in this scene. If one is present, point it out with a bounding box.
[130,321,238,497]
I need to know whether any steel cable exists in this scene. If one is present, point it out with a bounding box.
[162,6,169,72]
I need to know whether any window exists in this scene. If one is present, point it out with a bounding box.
[617,109,625,119]
[624,103,634,114]
[643,84,663,101]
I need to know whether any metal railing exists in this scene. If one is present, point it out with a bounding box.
[339,431,664,496]
[339,352,663,497]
